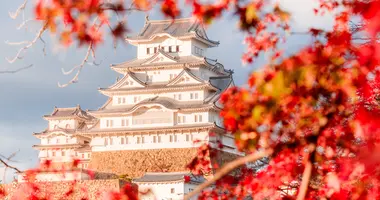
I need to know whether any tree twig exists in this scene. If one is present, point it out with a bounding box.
[0,64,33,74]
[8,0,28,19]
[184,149,273,200]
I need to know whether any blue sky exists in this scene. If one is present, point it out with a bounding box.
[0,0,333,182]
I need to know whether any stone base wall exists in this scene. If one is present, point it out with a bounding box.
[89,148,199,178]
[1,179,127,200]
[89,148,241,179]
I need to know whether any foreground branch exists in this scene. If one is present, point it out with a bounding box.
[296,144,315,200]
[0,158,21,173]
[0,64,33,74]
[184,149,273,200]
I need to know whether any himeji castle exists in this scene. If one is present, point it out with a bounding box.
[25,17,241,199]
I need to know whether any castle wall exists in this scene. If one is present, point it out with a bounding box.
[88,148,240,179]
[1,179,128,200]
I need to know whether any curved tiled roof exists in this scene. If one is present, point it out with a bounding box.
[127,18,219,46]
[43,105,93,120]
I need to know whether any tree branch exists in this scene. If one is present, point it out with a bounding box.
[296,144,315,200]
[184,149,273,200]
[0,64,33,74]
[6,24,47,64]
[0,158,21,173]
[8,0,28,19]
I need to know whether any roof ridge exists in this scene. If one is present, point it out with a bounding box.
[147,18,194,24]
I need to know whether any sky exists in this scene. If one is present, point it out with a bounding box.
[0,0,333,183]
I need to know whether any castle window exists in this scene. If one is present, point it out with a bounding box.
[106,120,113,127]
[158,135,161,143]
[104,138,108,145]
[118,97,122,104]
[122,98,126,104]
[121,137,125,144]
[176,45,180,52]
[154,47,158,53]
[137,137,141,144]
[169,46,173,52]
[153,136,157,143]
[195,93,199,99]
[142,137,145,143]
[110,138,114,145]
[178,94,182,100]
[174,135,178,142]
[169,135,173,142]
[62,151,65,156]
[186,134,190,142]
[47,138,51,144]
[171,188,175,193]
[190,93,194,99]
[147,48,150,54]
[56,139,60,144]
[195,115,203,122]
[52,151,56,157]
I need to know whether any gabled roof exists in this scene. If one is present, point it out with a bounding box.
[111,55,231,76]
[167,68,205,86]
[107,71,146,90]
[141,49,177,65]
[126,18,219,47]
[133,172,205,183]
[43,105,93,120]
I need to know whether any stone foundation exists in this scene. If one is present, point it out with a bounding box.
[1,179,128,200]
[89,148,199,178]
[89,148,240,179]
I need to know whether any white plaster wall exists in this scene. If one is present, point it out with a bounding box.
[191,39,208,57]
[18,171,90,182]
[137,182,185,200]
[48,119,77,130]
[111,89,208,107]
[91,131,209,152]
[137,37,191,59]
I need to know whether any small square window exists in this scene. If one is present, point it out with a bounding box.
[153,136,157,143]
[154,47,158,53]
[147,48,150,54]
[52,152,56,157]
[169,46,172,52]
[176,45,180,52]
[190,93,194,99]
[171,188,175,193]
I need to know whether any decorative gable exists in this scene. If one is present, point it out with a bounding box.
[109,73,146,89]
[142,50,177,65]
[167,68,204,86]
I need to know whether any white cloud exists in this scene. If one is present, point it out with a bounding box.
[279,0,335,31]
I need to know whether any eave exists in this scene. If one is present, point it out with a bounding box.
[98,83,218,96]
[76,123,223,136]
[32,144,83,149]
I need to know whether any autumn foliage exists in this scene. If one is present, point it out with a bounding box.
[3,0,380,199]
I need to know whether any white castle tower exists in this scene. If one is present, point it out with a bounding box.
[27,18,240,199]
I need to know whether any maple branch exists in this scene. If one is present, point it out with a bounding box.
[184,149,273,200]
[6,24,47,64]
[0,64,33,74]
[8,0,27,19]
[296,144,315,200]
[0,156,21,174]
[58,43,95,88]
